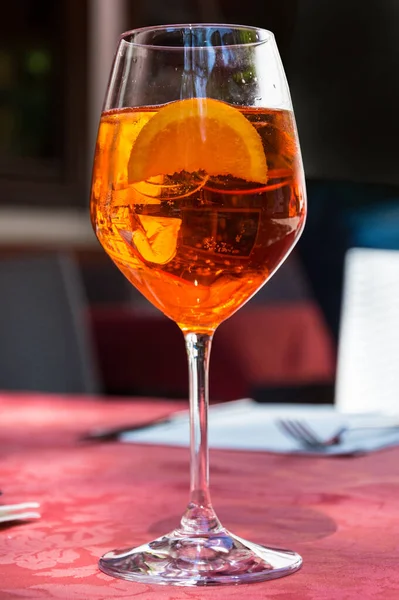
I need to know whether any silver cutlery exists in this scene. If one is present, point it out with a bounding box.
[278,418,399,449]
[80,416,173,442]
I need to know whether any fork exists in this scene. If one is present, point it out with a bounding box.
[278,418,399,449]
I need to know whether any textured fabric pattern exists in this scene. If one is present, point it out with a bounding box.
[1,394,398,598]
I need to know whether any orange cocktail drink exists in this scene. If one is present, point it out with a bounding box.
[91,98,305,333]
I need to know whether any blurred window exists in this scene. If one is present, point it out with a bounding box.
[0,0,88,206]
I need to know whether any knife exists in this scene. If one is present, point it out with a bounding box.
[80,416,174,442]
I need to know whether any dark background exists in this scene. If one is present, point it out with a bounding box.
[1,0,398,350]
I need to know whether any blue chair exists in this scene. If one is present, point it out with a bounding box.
[347,202,399,251]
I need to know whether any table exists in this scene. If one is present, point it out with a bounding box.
[1,394,399,599]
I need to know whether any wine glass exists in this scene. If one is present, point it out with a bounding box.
[90,23,306,586]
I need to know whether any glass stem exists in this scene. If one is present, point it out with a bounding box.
[179,332,221,536]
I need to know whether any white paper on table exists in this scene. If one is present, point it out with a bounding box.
[121,399,399,456]
[335,248,399,415]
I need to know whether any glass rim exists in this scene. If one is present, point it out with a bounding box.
[118,23,274,51]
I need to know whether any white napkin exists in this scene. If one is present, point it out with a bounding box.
[121,399,399,456]
[0,502,41,524]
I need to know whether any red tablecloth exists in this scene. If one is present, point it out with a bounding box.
[1,394,399,599]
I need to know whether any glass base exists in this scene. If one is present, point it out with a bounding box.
[99,528,302,586]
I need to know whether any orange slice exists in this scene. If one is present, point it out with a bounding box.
[109,110,161,205]
[128,98,268,185]
[132,215,182,264]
